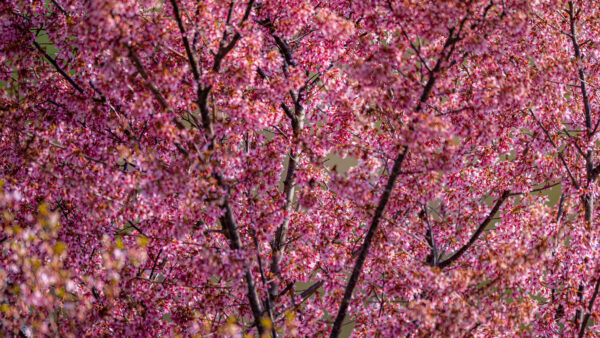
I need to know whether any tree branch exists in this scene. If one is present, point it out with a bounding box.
[218,193,267,335]
[529,108,580,188]
[330,16,472,334]
[568,1,593,134]
[32,40,85,94]
[251,229,277,338]
[127,46,171,111]
[437,190,510,268]
[167,2,265,332]
[579,274,600,338]
[49,0,69,17]
[168,0,201,83]
[212,0,255,72]
[329,146,408,337]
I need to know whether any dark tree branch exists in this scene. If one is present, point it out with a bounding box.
[273,35,296,66]
[212,0,255,72]
[166,1,264,332]
[529,108,580,188]
[423,207,440,266]
[168,0,201,83]
[330,14,471,336]
[568,1,593,134]
[32,40,85,94]
[198,0,255,135]
[49,0,69,17]
[399,26,432,73]
[257,18,297,67]
[330,15,472,334]
[280,103,296,126]
[164,4,265,333]
[563,128,587,157]
[126,220,147,237]
[128,46,171,111]
[251,229,277,338]
[265,21,319,305]
[273,280,324,320]
[149,248,163,280]
[564,6,599,334]
[508,180,561,196]
[579,274,600,338]
[329,146,408,337]
[197,86,214,138]
[437,190,510,268]
[268,100,303,301]
[218,194,266,335]
[213,34,242,72]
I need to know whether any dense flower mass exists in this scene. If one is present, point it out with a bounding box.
[3,0,600,336]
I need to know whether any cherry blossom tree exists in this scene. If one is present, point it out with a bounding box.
[2,0,600,336]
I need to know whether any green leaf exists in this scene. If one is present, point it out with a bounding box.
[162,313,172,322]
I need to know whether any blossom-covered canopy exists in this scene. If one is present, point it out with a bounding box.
[2,0,600,336]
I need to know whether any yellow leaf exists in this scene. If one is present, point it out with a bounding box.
[38,202,49,216]
[53,241,67,255]
[137,236,149,247]
[260,317,272,330]
[116,237,125,250]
